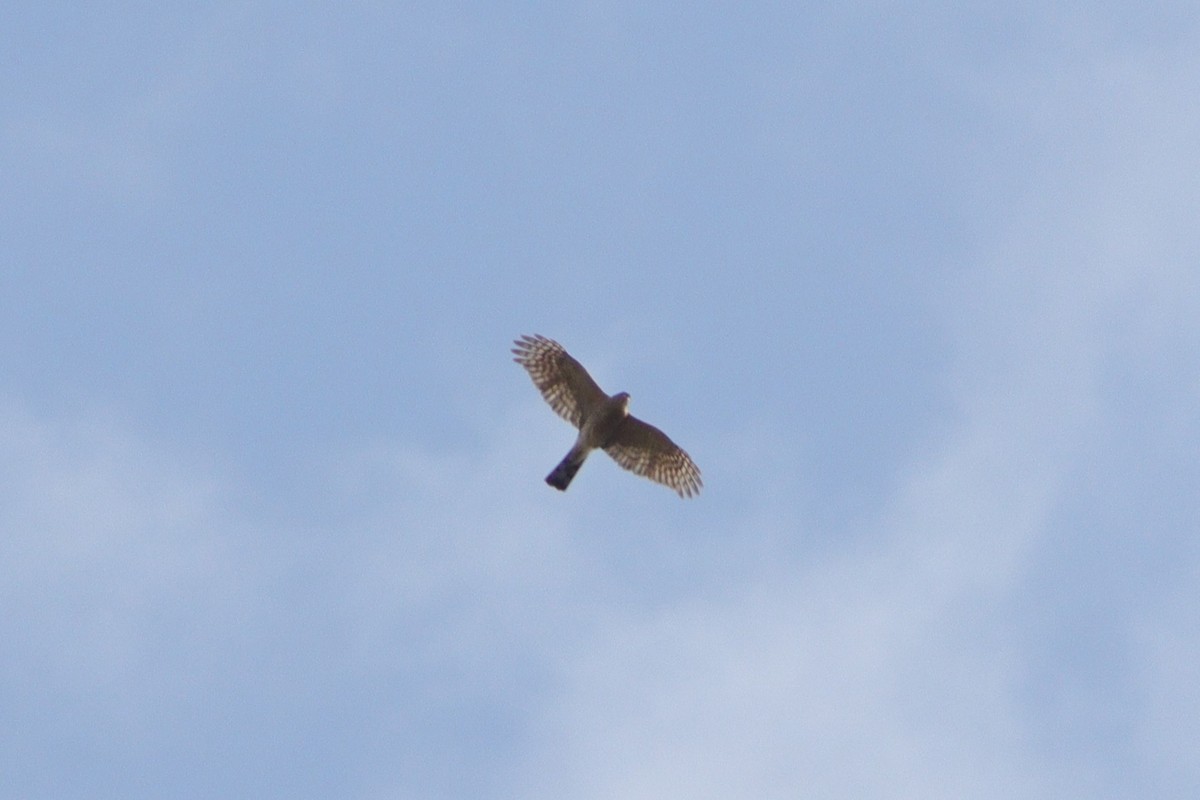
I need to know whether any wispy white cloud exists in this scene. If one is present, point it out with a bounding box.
[0,403,247,734]
[1135,580,1200,795]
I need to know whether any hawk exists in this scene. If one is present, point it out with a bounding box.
[513,334,702,498]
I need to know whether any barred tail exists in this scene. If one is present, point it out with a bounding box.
[546,446,588,491]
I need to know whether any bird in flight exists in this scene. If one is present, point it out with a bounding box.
[513,334,702,498]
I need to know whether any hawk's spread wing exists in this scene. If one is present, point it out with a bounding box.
[512,334,608,429]
[604,415,703,498]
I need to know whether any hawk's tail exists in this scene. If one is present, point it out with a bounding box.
[546,446,587,491]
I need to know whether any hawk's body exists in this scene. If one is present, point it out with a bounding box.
[512,334,702,498]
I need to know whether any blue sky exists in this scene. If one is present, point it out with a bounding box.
[3,2,1199,797]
